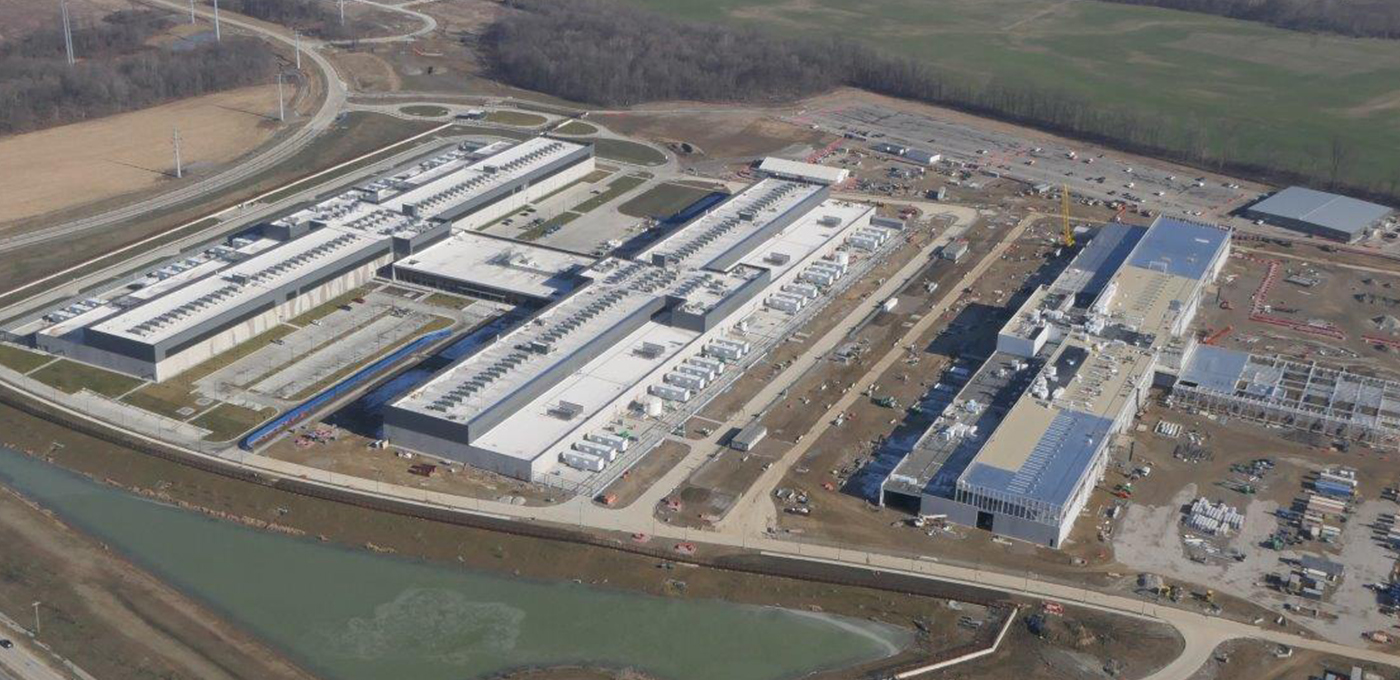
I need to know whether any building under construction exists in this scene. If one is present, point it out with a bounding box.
[1173,345,1400,447]
[881,216,1232,547]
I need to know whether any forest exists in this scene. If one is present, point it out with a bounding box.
[217,0,363,41]
[483,0,1394,202]
[1101,0,1400,39]
[0,10,276,135]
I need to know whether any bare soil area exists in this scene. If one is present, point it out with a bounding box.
[1189,638,1400,680]
[0,84,292,225]
[594,109,830,161]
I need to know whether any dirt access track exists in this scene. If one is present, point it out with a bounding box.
[0,84,294,226]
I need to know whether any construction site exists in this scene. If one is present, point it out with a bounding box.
[3,87,1400,679]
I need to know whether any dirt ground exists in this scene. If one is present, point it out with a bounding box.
[595,110,831,161]
[0,485,315,680]
[0,111,435,294]
[264,424,563,506]
[0,84,295,225]
[1196,243,1400,379]
[596,439,690,508]
[926,605,1183,680]
[1189,638,1400,680]
[1111,402,1400,642]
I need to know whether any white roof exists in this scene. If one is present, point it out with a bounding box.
[91,227,389,345]
[758,157,849,185]
[640,178,825,270]
[383,137,587,220]
[471,322,700,462]
[394,232,595,301]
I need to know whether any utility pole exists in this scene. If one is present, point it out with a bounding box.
[212,0,221,41]
[188,0,195,24]
[294,30,301,70]
[338,0,346,26]
[172,129,183,178]
[276,72,285,122]
[60,0,75,66]
[31,601,40,637]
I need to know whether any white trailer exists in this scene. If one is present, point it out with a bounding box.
[650,384,692,402]
[562,450,605,472]
[587,432,630,452]
[666,372,706,390]
[574,439,616,462]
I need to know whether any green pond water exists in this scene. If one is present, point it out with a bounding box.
[0,447,910,679]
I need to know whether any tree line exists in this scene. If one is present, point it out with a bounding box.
[1100,0,1400,40]
[217,0,362,40]
[482,0,1397,203]
[0,10,276,135]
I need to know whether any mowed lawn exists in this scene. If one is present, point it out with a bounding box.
[622,0,1400,190]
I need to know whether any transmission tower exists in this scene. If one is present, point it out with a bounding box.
[173,130,184,179]
[60,0,75,66]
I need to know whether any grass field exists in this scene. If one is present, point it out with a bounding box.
[30,360,144,398]
[191,403,275,442]
[554,120,599,136]
[122,382,209,421]
[574,175,648,213]
[400,104,450,117]
[0,344,52,374]
[618,182,715,218]
[622,0,1400,192]
[589,138,669,166]
[484,110,549,127]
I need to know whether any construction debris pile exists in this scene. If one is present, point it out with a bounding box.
[1185,497,1244,536]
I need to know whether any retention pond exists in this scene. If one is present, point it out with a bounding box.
[0,446,909,679]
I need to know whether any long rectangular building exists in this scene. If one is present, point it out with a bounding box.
[882,216,1231,547]
[384,179,883,480]
[26,137,595,382]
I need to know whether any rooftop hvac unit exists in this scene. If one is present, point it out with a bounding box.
[549,401,584,420]
[635,342,667,359]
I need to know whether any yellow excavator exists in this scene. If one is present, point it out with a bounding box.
[1060,183,1075,248]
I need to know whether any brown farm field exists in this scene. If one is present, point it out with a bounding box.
[0,84,292,226]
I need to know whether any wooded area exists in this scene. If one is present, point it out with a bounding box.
[0,10,276,135]
[484,0,1398,202]
[217,0,362,40]
[1101,0,1400,39]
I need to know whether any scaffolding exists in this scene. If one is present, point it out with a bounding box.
[1174,353,1400,446]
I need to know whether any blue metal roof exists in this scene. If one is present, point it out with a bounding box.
[1177,345,1249,393]
[961,409,1114,510]
[1248,187,1391,237]
[1125,217,1230,282]
[1074,222,1147,301]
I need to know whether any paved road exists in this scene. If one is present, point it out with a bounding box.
[333,0,437,44]
[0,641,73,680]
[719,211,1035,537]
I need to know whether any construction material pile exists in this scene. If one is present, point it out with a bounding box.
[1186,497,1244,536]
